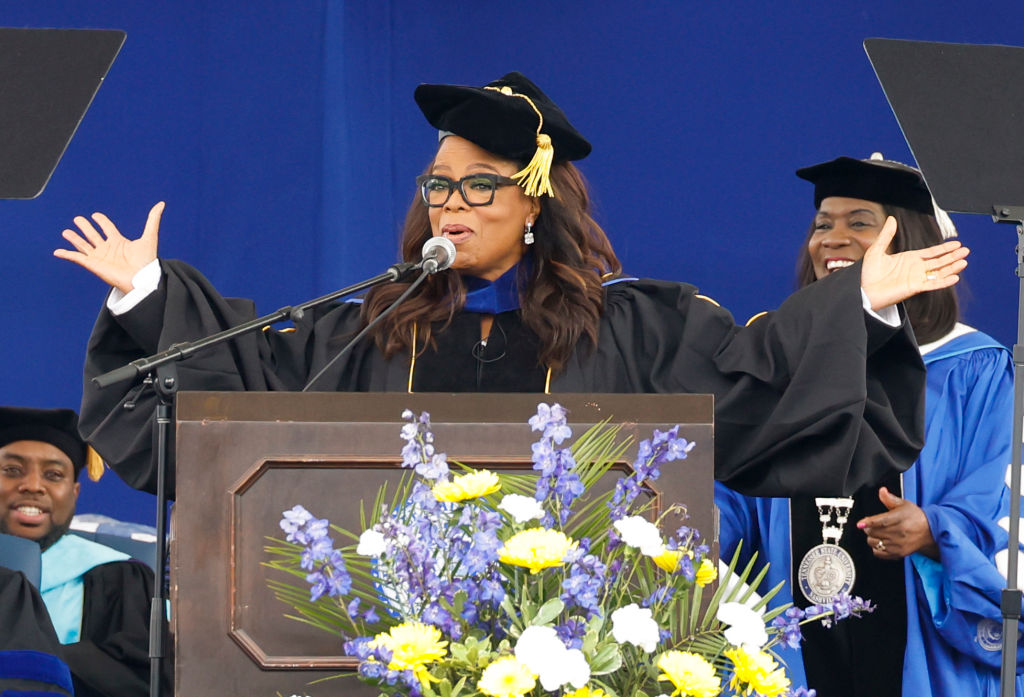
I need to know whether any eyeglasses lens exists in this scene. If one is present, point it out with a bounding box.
[421,176,497,206]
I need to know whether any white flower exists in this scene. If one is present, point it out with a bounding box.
[613,515,665,556]
[515,625,562,671]
[717,601,768,648]
[514,625,590,690]
[356,529,386,557]
[552,648,590,690]
[498,494,545,523]
[611,603,660,653]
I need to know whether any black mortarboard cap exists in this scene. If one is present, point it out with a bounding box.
[414,72,591,197]
[0,407,102,480]
[796,155,935,215]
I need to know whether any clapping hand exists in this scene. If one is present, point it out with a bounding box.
[53,202,165,294]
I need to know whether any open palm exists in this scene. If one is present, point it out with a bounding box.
[53,202,165,294]
[861,216,970,310]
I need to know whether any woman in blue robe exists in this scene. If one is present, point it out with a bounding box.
[716,154,1023,696]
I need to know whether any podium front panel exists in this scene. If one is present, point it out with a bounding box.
[173,392,714,697]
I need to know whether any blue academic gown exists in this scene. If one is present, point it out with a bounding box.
[716,326,1024,695]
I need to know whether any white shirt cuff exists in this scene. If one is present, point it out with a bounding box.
[106,260,162,315]
[861,288,899,326]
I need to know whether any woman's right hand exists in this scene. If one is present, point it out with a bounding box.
[53,201,165,294]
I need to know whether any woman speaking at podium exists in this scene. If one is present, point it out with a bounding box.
[56,72,967,501]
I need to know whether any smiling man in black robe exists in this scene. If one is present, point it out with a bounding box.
[0,406,167,697]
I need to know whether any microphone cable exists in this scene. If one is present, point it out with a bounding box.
[301,269,430,392]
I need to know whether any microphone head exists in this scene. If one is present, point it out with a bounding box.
[420,236,457,271]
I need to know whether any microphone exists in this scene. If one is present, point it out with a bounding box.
[420,236,456,274]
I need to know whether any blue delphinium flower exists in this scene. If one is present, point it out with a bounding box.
[280,506,352,603]
[399,409,449,481]
[343,636,374,660]
[560,539,609,618]
[787,687,818,697]
[771,606,808,649]
[279,505,314,542]
[556,619,587,649]
[528,402,572,443]
[528,403,589,525]
[609,426,695,521]
[643,585,675,608]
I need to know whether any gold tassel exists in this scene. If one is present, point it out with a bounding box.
[86,446,104,482]
[484,86,556,198]
[513,133,555,198]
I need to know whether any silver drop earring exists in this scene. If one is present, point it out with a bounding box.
[524,220,535,245]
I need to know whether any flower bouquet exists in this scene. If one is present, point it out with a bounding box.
[265,403,869,697]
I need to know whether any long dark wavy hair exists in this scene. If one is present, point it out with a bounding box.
[361,160,621,371]
[795,204,958,344]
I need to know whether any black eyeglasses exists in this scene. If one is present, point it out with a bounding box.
[416,173,518,207]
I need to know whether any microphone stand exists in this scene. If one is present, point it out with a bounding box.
[995,207,1024,697]
[92,259,419,697]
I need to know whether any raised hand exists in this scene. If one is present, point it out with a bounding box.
[860,216,970,311]
[856,486,939,560]
[53,202,165,294]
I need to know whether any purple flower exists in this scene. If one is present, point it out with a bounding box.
[279,506,352,603]
[280,505,314,541]
[557,619,586,649]
[357,660,385,680]
[399,410,449,480]
[772,606,807,649]
[528,402,572,444]
[643,585,675,607]
[609,427,696,520]
[416,452,449,480]
[788,688,817,697]
[344,636,374,659]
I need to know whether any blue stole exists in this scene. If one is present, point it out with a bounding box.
[40,534,129,644]
[461,263,635,314]
[463,264,524,314]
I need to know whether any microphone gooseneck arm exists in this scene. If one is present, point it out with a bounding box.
[301,269,431,391]
[93,264,414,390]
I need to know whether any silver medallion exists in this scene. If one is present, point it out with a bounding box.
[798,542,856,605]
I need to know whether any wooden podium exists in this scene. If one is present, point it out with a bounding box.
[171,392,715,697]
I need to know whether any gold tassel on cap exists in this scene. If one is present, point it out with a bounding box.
[86,446,105,482]
[514,133,555,198]
[485,86,556,198]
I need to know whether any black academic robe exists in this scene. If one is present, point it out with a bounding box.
[0,566,73,696]
[62,560,168,697]
[80,259,924,500]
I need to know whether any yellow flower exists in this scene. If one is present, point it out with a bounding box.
[498,528,577,574]
[657,650,721,697]
[477,656,537,697]
[433,470,501,502]
[724,646,790,697]
[695,558,718,586]
[565,688,608,697]
[652,548,683,572]
[370,622,447,688]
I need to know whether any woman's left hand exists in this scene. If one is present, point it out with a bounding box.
[857,486,939,560]
[861,216,970,311]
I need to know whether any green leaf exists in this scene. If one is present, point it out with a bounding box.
[589,643,623,675]
[530,598,565,626]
